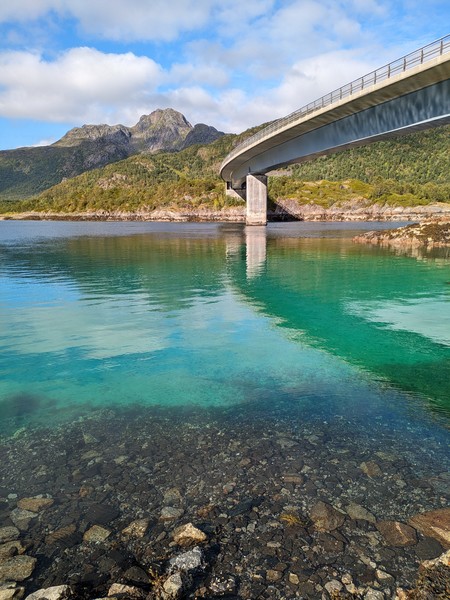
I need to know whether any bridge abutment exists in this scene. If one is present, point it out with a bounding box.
[246,174,267,226]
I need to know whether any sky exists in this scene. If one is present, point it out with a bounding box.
[0,0,448,150]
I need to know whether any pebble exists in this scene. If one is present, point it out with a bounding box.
[324,579,343,594]
[346,502,376,523]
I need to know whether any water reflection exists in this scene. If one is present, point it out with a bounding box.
[245,226,267,279]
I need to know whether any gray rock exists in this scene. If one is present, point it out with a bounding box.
[346,503,376,523]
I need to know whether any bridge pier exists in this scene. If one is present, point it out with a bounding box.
[246,174,267,226]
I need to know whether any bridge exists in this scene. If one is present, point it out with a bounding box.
[220,35,450,225]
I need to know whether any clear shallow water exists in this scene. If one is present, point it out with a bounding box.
[0,220,449,436]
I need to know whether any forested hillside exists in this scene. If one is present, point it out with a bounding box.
[1,124,448,214]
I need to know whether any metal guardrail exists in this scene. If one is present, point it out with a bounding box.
[221,34,450,171]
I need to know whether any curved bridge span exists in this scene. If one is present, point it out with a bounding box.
[220,36,450,225]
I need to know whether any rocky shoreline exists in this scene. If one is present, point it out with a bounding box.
[1,201,450,223]
[0,406,449,600]
[353,219,450,248]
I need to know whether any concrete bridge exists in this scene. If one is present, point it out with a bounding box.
[220,35,450,225]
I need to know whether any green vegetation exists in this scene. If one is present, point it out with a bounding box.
[0,124,448,215]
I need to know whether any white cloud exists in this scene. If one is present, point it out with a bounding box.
[0,47,162,122]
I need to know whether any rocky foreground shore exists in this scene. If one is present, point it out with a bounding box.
[0,406,449,600]
[353,219,450,248]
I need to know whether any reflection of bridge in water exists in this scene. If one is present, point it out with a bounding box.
[220,35,450,225]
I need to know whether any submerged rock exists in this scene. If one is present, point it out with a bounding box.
[17,497,53,513]
[310,500,345,532]
[376,521,417,547]
[83,525,111,543]
[172,523,207,546]
[0,555,37,582]
[0,529,20,545]
[409,507,450,549]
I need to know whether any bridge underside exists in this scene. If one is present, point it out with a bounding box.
[227,80,450,225]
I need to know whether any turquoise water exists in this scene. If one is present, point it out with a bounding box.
[0,220,449,436]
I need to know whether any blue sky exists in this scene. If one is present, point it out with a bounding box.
[0,0,448,149]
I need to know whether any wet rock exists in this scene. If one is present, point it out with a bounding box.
[83,525,111,543]
[360,461,382,477]
[9,509,37,531]
[24,586,72,599]
[346,503,376,523]
[44,525,78,546]
[17,497,53,513]
[121,519,149,538]
[168,547,203,573]
[415,536,444,560]
[408,507,450,549]
[288,573,300,585]
[282,474,304,485]
[0,529,19,545]
[310,501,345,532]
[160,507,184,521]
[162,573,183,599]
[107,583,144,597]
[0,556,37,582]
[172,523,207,546]
[228,497,262,517]
[376,521,417,547]
[85,504,119,525]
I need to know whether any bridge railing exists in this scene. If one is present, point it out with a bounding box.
[222,34,450,172]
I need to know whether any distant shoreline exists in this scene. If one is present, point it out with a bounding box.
[1,202,450,223]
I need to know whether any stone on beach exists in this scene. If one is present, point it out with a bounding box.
[346,502,376,523]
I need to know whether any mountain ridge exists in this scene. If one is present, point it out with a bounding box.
[0,108,224,201]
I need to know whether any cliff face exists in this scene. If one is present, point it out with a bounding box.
[0,109,224,201]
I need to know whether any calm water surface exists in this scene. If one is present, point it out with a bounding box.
[0,220,449,437]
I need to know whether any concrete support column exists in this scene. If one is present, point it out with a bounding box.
[246,174,267,226]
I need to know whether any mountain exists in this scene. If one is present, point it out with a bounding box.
[0,109,224,201]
